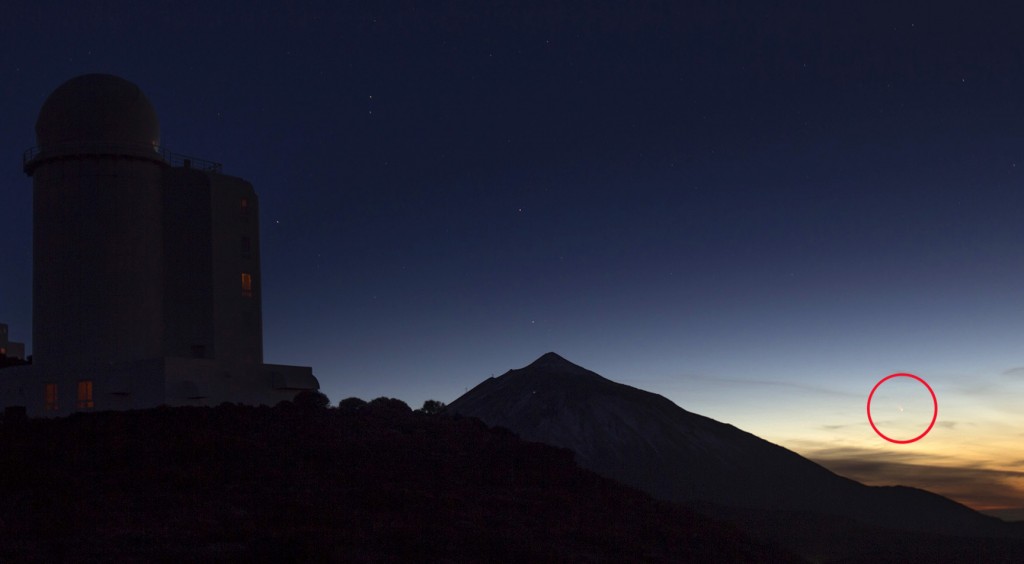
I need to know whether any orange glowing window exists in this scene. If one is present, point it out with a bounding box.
[241,272,253,298]
[44,383,59,411]
[77,380,94,409]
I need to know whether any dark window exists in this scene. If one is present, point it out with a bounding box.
[241,236,251,258]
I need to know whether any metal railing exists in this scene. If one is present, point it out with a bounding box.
[23,143,223,174]
[163,151,222,173]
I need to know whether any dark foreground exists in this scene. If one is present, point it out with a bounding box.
[0,401,797,562]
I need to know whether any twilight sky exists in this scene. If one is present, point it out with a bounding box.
[1,2,1023,518]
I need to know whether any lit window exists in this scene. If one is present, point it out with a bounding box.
[241,272,253,298]
[77,380,94,409]
[44,383,59,411]
[241,236,251,258]
[240,197,249,221]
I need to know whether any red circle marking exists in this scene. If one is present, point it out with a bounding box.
[866,373,938,444]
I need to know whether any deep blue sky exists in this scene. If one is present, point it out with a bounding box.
[2,2,1024,515]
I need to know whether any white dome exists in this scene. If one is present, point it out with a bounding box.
[35,74,160,153]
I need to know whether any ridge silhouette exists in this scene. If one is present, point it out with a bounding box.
[449,353,1024,560]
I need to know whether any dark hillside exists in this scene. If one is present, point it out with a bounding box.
[0,403,799,562]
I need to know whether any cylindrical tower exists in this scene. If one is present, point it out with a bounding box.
[24,74,166,366]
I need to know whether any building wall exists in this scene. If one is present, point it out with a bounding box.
[1,159,313,418]
[162,167,215,359]
[32,156,165,367]
[0,365,32,411]
[160,168,264,366]
[163,358,315,407]
[209,174,263,364]
[0,358,317,417]
[5,342,25,360]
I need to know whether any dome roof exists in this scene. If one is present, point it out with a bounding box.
[35,74,160,152]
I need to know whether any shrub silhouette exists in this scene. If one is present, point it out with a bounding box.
[365,397,411,415]
[337,397,367,413]
[293,390,330,410]
[417,399,446,415]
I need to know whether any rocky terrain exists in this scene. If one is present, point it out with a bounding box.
[0,399,797,562]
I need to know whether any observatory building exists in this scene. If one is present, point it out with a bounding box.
[0,74,318,416]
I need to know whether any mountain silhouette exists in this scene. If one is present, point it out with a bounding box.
[448,353,1022,546]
